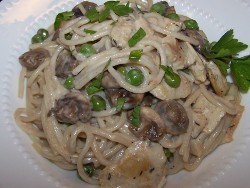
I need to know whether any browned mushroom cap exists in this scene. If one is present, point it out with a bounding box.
[55,51,79,78]
[161,1,176,15]
[182,29,207,53]
[19,48,49,71]
[105,88,144,110]
[72,1,97,18]
[128,107,166,142]
[101,72,121,89]
[141,93,159,107]
[52,92,92,124]
[154,100,189,135]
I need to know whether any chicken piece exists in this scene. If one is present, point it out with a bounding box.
[99,141,167,188]
[150,75,192,100]
[205,60,229,96]
[192,94,225,134]
[110,16,134,49]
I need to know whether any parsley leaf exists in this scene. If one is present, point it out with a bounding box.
[231,55,250,92]
[202,29,250,92]
[54,11,74,30]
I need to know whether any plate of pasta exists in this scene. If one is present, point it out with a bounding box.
[0,0,250,188]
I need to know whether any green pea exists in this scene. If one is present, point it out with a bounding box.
[31,34,43,44]
[184,19,199,30]
[65,33,73,40]
[37,28,49,40]
[80,44,96,57]
[167,13,180,21]
[90,95,106,111]
[125,68,144,86]
[64,75,74,89]
[117,66,127,76]
[150,2,166,15]
[164,71,181,88]
[84,164,94,177]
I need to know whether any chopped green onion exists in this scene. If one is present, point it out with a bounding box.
[128,27,146,47]
[64,75,74,89]
[117,66,127,76]
[54,11,74,30]
[85,7,99,22]
[129,49,143,61]
[184,19,199,30]
[112,3,132,16]
[150,2,166,15]
[104,1,120,9]
[84,164,94,177]
[86,75,103,95]
[125,68,144,86]
[116,97,125,111]
[84,28,97,35]
[167,13,180,21]
[90,95,106,111]
[99,8,111,22]
[80,44,96,57]
[160,65,181,88]
[65,33,73,40]
[131,105,141,128]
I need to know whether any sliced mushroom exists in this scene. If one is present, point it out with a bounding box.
[101,72,121,89]
[154,100,189,135]
[105,88,144,110]
[72,1,97,17]
[52,92,92,124]
[128,107,166,142]
[141,93,159,107]
[19,48,49,71]
[182,29,207,53]
[55,51,79,78]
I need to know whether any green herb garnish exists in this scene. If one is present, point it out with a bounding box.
[131,105,141,128]
[150,2,166,15]
[85,7,99,22]
[184,19,199,30]
[99,8,111,22]
[116,97,125,111]
[112,2,132,16]
[167,13,180,21]
[202,29,250,92]
[160,65,181,88]
[86,75,103,95]
[54,11,74,30]
[128,27,146,47]
[231,55,250,92]
[129,49,143,61]
[84,28,97,35]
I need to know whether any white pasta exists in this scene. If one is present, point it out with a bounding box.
[15,0,244,187]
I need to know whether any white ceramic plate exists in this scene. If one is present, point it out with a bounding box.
[0,0,250,188]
